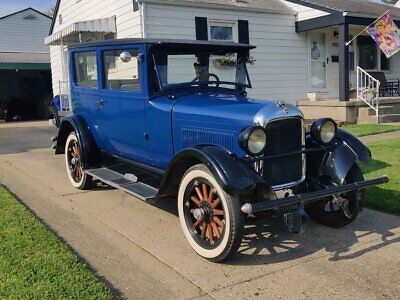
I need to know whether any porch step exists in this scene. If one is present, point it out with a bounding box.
[86,167,159,200]
[358,105,400,117]
[358,113,400,124]
[379,114,400,123]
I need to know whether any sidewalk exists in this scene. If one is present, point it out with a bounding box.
[360,130,400,143]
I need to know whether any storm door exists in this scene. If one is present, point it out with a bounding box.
[309,33,328,91]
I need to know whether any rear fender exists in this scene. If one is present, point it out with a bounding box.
[157,145,267,198]
[55,115,100,169]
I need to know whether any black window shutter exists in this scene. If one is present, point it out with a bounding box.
[238,20,249,44]
[195,17,208,40]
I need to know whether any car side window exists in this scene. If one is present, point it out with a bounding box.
[103,50,140,91]
[74,51,98,88]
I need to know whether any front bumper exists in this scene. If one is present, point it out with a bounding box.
[241,175,389,214]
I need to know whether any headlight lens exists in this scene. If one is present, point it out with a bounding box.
[311,118,337,144]
[239,126,266,156]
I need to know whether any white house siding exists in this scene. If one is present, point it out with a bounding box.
[280,1,330,21]
[0,9,51,53]
[49,0,143,96]
[144,3,309,103]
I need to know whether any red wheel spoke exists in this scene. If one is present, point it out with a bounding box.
[208,188,214,203]
[213,209,224,216]
[191,196,201,207]
[194,219,203,228]
[212,197,221,208]
[211,222,221,239]
[213,216,224,227]
[207,224,214,242]
[195,186,204,201]
[202,184,208,202]
[201,223,207,238]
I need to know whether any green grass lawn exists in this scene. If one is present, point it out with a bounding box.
[341,124,400,137]
[0,187,114,299]
[360,138,400,215]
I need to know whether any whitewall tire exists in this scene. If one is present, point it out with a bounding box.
[65,132,92,190]
[178,164,243,262]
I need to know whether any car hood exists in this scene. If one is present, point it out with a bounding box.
[172,91,302,126]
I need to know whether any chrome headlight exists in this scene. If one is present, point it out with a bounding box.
[239,126,267,156]
[311,118,337,144]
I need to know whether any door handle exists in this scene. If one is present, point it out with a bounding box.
[97,99,106,108]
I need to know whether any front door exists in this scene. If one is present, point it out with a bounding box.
[98,46,148,164]
[309,33,328,91]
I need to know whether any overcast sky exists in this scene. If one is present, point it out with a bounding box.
[0,0,56,17]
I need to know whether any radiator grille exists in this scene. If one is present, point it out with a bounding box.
[262,118,304,187]
[182,127,234,150]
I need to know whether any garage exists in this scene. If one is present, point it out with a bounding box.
[0,52,52,121]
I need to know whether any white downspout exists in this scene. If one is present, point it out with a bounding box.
[140,2,146,38]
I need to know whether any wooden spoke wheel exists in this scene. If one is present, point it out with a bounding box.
[178,164,243,262]
[64,132,92,190]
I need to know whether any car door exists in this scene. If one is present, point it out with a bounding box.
[70,49,107,149]
[97,45,148,164]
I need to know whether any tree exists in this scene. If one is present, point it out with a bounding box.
[46,6,56,18]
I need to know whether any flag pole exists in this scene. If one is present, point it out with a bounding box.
[345,10,390,46]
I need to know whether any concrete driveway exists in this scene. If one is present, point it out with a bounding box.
[0,121,399,299]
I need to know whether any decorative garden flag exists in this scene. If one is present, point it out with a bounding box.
[367,12,400,58]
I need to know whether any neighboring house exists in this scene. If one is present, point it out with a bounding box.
[46,0,400,123]
[0,8,53,120]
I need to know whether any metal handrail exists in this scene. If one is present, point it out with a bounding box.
[357,66,380,117]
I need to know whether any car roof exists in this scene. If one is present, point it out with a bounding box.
[68,38,256,51]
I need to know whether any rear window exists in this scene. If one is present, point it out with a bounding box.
[74,51,98,88]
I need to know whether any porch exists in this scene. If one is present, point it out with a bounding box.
[298,97,400,124]
[296,7,400,124]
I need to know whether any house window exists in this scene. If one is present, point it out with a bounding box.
[209,21,235,41]
[74,52,98,88]
[381,52,391,71]
[357,36,378,70]
[103,50,140,91]
[356,35,390,71]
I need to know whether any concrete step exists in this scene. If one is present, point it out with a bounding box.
[358,105,400,117]
[379,114,400,123]
[358,113,400,124]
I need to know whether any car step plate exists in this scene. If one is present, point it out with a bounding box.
[86,168,158,200]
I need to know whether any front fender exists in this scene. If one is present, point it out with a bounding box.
[157,145,266,198]
[336,128,371,163]
[323,129,371,185]
[55,115,100,169]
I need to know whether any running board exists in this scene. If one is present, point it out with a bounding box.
[86,167,159,200]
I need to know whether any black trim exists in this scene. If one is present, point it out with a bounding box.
[195,17,208,41]
[336,129,372,163]
[296,13,345,32]
[238,20,249,44]
[339,23,350,101]
[347,16,400,27]
[157,145,266,198]
[0,7,52,21]
[283,0,338,14]
[49,0,61,34]
[55,115,101,169]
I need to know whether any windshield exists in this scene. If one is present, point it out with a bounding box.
[152,48,251,92]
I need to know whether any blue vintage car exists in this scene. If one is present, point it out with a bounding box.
[54,38,388,262]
